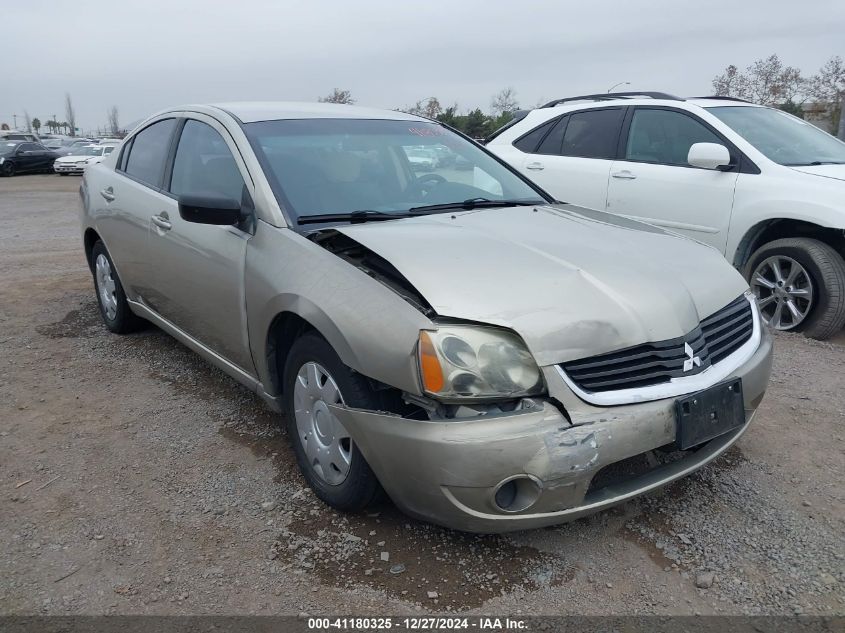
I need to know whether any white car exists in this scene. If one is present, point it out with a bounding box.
[487,92,845,339]
[54,143,119,175]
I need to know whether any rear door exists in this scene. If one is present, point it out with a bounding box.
[605,107,739,252]
[145,116,255,373]
[96,118,178,300]
[511,107,625,211]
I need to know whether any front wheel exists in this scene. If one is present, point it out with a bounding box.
[1,162,15,177]
[745,237,845,340]
[283,332,383,511]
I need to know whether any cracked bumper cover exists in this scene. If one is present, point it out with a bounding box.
[330,327,773,533]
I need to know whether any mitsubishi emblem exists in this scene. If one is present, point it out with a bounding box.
[683,342,701,372]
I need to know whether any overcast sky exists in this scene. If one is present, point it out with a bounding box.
[3,0,843,132]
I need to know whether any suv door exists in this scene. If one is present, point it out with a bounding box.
[100,118,178,301]
[605,107,739,252]
[512,107,624,211]
[146,116,255,373]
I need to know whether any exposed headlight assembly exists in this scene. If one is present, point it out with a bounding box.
[418,326,545,401]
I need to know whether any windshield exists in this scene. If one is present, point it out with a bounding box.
[73,146,104,156]
[709,106,845,166]
[244,119,546,223]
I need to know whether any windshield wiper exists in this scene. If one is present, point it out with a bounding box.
[297,210,413,225]
[408,198,544,214]
[785,161,845,166]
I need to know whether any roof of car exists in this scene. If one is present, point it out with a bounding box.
[207,101,427,124]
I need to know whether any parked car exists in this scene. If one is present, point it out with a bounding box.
[54,139,97,156]
[405,146,438,171]
[54,143,119,175]
[487,92,845,339]
[0,130,40,142]
[80,102,772,533]
[0,140,60,176]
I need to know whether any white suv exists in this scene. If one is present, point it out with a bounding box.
[487,92,845,339]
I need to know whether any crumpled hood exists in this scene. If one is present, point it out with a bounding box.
[789,164,845,182]
[337,204,749,365]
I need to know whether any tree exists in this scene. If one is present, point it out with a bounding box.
[402,97,443,119]
[65,93,77,136]
[711,55,803,106]
[31,117,41,133]
[318,88,355,104]
[807,55,845,139]
[107,106,120,136]
[435,104,460,128]
[490,87,519,116]
[463,108,491,139]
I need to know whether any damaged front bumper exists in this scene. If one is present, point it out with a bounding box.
[330,326,773,533]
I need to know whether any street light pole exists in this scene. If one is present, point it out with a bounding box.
[607,81,631,93]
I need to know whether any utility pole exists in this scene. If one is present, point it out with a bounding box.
[838,95,845,141]
[12,114,17,129]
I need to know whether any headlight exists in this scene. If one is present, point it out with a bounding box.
[0,157,4,164]
[418,326,545,400]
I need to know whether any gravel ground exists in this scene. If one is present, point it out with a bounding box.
[1,175,843,616]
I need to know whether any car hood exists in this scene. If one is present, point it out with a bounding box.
[789,164,845,182]
[336,204,749,365]
[55,155,92,163]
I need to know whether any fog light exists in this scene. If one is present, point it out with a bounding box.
[493,475,542,513]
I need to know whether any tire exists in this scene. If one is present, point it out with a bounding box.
[745,237,845,340]
[1,162,15,177]
[90,241,145,334]
[283,332,383,512]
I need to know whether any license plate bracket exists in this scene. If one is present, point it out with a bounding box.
[675,378,745,450]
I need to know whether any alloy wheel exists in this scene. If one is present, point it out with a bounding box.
[95,254,118,320]
[751,255,813,330]
[293,361,352,485]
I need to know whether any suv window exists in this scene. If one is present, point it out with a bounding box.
[560,109,624,159]
[626,109,723,166]
[169,120,245,201]
[536,116,568,155]
[123,119,176,187]
[512,118,557,153]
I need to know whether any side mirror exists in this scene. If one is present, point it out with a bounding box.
[687,142,732,170]
[178,195,241,225]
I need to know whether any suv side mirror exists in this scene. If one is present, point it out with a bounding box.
[178,195,241,225]
[687,142,732,170]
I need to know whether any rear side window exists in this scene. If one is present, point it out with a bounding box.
[169,120,245,201]
[512,118,557,153]
[536,116,568,155]
[560,108,624,159]
[123,119,176,187]
[626,109,724,166]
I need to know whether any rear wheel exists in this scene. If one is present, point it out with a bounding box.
[745,237,845,340]
[91,241,145,334]
[283,332,383,511]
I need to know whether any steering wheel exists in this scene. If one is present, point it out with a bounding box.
[405,173,447,200]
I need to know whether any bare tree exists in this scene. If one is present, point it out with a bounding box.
[107,106,120,137]
[64,93,77,137]
[807,55,845,139]
[490,87,519,116]
[402,97,442,119]
[318,89,355,104]
[23,111,32,133]
[711,55,803,106]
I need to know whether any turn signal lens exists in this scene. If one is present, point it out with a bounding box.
[419,330,445,393]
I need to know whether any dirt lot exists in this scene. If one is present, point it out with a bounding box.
[1,175,843,616]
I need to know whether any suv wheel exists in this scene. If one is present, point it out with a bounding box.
[1,162,15,177]
[283,332,383,512]
[90,241,145,334]
[745,237,845,340]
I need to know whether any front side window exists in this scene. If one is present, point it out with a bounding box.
[708,105,845,166]
[169,120,245,201]
[244,119,545,223]
[560,108,624,159]
[123,118,176,187]
[626,109,723,166]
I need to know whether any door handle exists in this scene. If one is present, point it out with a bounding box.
[100,187,115,201]
[611,170,637,179]
[151,214,172,231]
[526,162,545,171]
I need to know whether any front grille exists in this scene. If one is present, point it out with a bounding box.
[560,295,753,393]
